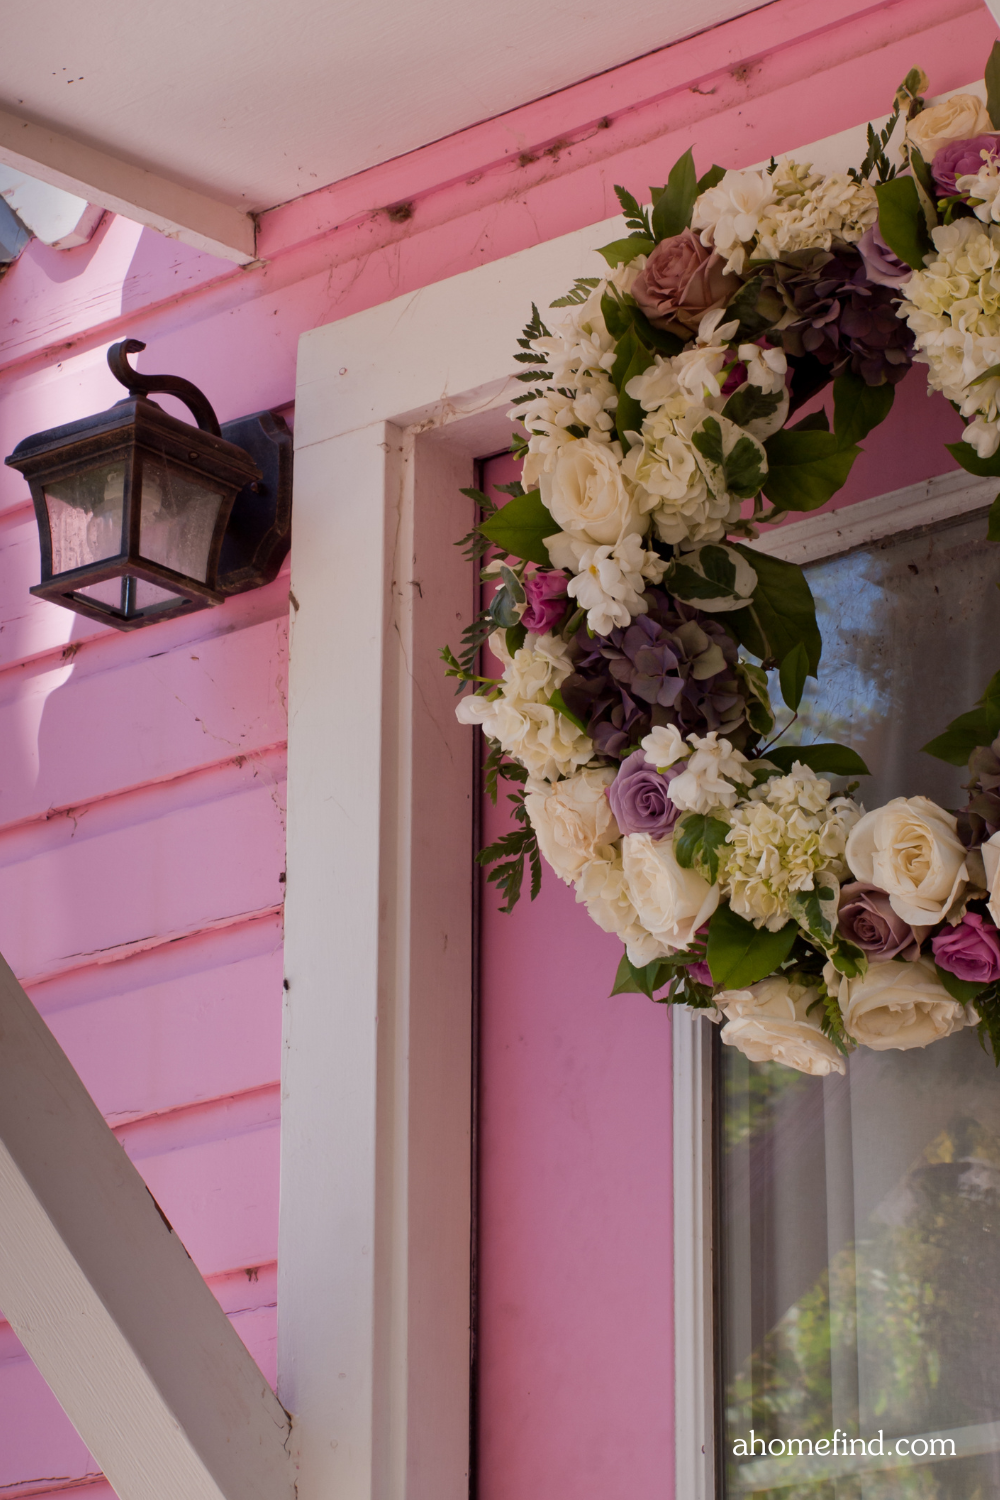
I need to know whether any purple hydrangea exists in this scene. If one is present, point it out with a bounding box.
[606,749,684,838]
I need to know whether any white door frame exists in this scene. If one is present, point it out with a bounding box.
[281,134,997,1499]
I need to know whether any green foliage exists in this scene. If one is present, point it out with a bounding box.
[697,163,726,193]
[611,327,656,446]
[613,184,653,239]
[651,147,698,241]
[476,769,542,914]
[549,276,600,308]
[727,545,823,674]
[945,438,1000,479]
[478,489,557,566]
[707,904,798,988]
[734,660,775,736]
[595,236,655,267]
[975,985,1000,1064]
[724,275,785,342]
[762,426,860,512]
[874,176,933,270]
[849,101,901,184]
[675,813,731,884]
[609,947,714,1004]
[787,878,839,953]
[922,668,1000,765]
[454,486,498,561]
[935,964,989,1005]
[832,370,895,446]
[986,40,1000,130]
[764,742,870,777]
[691,418,767,499]
[722,385,784,430]
[547,687,588,734]
[778,640,809,712]
[610,951,670,999]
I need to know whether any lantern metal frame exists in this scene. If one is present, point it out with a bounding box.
[5,340,293,630]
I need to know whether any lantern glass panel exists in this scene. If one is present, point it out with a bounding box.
[139,458,225,583]
[43,461,126,572]
[73,574,187,619]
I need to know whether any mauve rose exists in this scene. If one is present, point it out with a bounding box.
[932,134,1000,197]
[688,961,713,986]
[838,881,924,961]
[606,749,684,838]
[932,911,1000,985]
[632,228,741,333]
[857,224,911,289]
[522,570,568,633]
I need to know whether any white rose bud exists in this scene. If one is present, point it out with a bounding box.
[845,795,968,926]
[832,956,970,1052]
[539,438,643,547]
[717,976,845,1076]
[526,769,620,885]
[622,832,720,952]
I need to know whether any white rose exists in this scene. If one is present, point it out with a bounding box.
[539,438,643,547]
[983,830,1000,927]
[488,699,593,782]
[668,731,752,814]
[845,796,968,926]
[717,976,845,1076]
[573,853,656,963]
[833,957,969,1052]
[526,768,619,885]
[622,832,720,951]
[905,94,993,164]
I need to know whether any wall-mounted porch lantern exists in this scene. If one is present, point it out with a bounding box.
[5,339,292,630]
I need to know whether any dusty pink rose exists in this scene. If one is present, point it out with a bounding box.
[932,911,1000,985]
[838,881,925,960]
[932,135,1000,198]
[521,570,568,633]
[632,229,741,332]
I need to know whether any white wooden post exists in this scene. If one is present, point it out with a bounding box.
[0,951,293,1500]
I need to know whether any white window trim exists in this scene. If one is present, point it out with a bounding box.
[671,468,994,1497]
[284,157,996,1500]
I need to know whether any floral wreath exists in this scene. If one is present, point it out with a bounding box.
[443,50,1000,1078]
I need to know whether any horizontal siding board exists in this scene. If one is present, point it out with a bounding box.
[0,617,288,828]
[0,764,286,981]
[0,1352,99,1493]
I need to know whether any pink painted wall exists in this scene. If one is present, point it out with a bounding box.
[0,0,991,1492]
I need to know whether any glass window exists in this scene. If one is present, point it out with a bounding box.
[718,507,1000,1498]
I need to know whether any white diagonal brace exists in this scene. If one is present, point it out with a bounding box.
[0,106,255,263]
[0,951,294,1500]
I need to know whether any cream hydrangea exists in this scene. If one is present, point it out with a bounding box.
[753,160,877,260]
[455,631,593,781]
[720,762,861,931]
[900,217,1000,458]
[573,850,657,964]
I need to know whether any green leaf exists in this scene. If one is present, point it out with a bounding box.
[596,236,655,267]
[935,964,989,1004]
[874,176,933,270]
[787,876,840,952]
[828,938,867,978]
[762,427,860,512]
[613,331,656,448]
[764,742,870,776]
[922,707,1000,766]
[629,304,685,354]
[832,370,895,446]
[778,640,809,712]
[945,438,1000,478]
[722,385,784,430]
[792,409,830,433]
[505,624,527,656]
[725,275,785,341]
[691,416,767,499]
[674,814,731,884]
[651,147,698,241]
[989,494,1000,543]
[697,164,726,193]
[613,184,653,238]
[479,489,558,566]
[707,904,798,989]
[987,40,1000,130]
[610,951,668,999]
[970,362,1000,388]
[601,290,633,340]
[727,545,823,673]
[735,660,775,736]
[908,146,936,208]
[548,687,588,735]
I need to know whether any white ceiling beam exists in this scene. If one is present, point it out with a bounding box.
[0,105,255,263]
[0,951,294,1500]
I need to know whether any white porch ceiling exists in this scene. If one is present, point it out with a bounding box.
[0,0,772,259]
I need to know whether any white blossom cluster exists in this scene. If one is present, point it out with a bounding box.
[900,217,1000,458]
[691,160,877,275]
[516,277,785,633]
[719,762,861,932]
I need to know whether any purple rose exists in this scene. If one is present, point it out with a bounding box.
[632,228,741,333]
[932,912,1000,985]
[606,749,684,838]
[688,961,713,986]
[857,224,911,289]
[838,881,924,960]
[931,134,1000,198]
[522,569,567,633]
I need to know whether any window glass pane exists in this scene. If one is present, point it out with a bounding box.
[719,507,1000,1497]
[44,462,125,572]
[138,459,224,582]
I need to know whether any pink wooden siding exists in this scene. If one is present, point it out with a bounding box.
[0,0,990,1490]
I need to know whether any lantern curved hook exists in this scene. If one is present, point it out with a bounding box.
[107,339,222,437]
